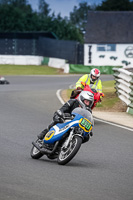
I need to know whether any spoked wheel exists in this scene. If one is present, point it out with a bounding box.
[30,139,43,159]
[57,135,82,165]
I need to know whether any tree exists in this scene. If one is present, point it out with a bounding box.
[0,0,28,6]
[38,0,51,17]
[0,3,39,31]
[70,2,91,31]
[96,0,133,11]
[0,0,32,12]
[0,0,83,42]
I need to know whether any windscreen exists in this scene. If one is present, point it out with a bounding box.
[72,107,94,125]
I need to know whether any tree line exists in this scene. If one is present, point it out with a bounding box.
[0,0,133,43]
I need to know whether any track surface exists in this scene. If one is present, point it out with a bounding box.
[0,75,133,200]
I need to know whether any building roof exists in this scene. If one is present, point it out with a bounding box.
[84,11,133,43]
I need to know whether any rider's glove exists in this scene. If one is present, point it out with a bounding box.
[77,87,83,91]
[70,89,82,99]
[53,110,64,123]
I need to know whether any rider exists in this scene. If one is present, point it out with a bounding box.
[38,91,94,140]
[71,68,102,98]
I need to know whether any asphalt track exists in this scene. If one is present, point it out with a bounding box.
[0,75,133,200]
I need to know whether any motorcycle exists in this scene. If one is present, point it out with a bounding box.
[71,82,104,109]
[0,76,10,84]
[31,107,94,165]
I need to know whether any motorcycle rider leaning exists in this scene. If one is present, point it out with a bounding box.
[71,68,102,99]
[38,91,94,141]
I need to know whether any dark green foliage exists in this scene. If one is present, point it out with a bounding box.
[38,0,51,17]
[0,0,133,42]
[70,2,92,31]
[0,4,39,31]
[96,0,133,11]
[0,0,83,42]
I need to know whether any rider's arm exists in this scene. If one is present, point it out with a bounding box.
[76,74,88,89]
[53,99,76,122]
[59,99,76,113]
[53,99,79,123]
[96,80,103,101]
[46,102,74,129]
[97,79,102,93]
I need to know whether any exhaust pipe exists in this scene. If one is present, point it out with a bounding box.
[32,141,59,155]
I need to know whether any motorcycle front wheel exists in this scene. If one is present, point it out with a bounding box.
[57,135,82,165]
[30,139,43,159]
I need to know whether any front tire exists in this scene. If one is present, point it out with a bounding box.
[30,139,43,159]
[57,135,82,165]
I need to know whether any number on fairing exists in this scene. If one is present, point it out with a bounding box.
[79,118,92,132]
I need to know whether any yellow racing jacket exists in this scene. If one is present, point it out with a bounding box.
[76,74,102,93]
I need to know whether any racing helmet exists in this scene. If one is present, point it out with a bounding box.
[78,91,94,109]
[90,68,100,83]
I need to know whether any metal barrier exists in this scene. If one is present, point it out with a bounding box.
[113,68,133,115]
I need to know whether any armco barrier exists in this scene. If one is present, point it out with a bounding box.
[113,68,133,115]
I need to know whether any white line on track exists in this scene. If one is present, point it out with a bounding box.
[94,118,133,132]
[56,89,65,105]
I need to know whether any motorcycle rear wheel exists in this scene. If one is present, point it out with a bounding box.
[30,139,43,159]
[57,135,82,165]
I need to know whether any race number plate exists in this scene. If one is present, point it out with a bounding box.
[44,130,55,140]
[79,118,92,132]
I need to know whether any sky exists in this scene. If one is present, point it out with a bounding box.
[28,0,103,18]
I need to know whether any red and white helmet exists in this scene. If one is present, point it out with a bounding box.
[90,68,100,83]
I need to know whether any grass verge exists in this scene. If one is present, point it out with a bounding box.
[0,64,63,75]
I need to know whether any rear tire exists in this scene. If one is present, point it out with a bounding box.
[57,135,82,165]
[30,139,43,159]
[5,81,10,84]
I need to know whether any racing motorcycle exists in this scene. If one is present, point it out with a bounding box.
[31,107,94,165]
[71,82,104,109]
[0,76,10,84]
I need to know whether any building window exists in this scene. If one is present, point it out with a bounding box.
[97,44,116,51]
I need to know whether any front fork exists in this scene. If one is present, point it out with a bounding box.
[63,128,75,149]
[63,127,84,149]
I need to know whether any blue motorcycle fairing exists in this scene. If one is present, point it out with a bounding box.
[43,113,84,144]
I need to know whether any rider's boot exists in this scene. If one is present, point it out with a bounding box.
[38,129,48,140]
[90,131,93,137]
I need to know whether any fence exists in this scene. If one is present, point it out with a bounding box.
[113,68,133,115]
[0,32,83,64]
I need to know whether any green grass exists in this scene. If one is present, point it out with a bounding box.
[102,80,115,93]
[0,64,62,75]
[97,80,119,108]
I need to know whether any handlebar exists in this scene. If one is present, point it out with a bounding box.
[63,113,74,120]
